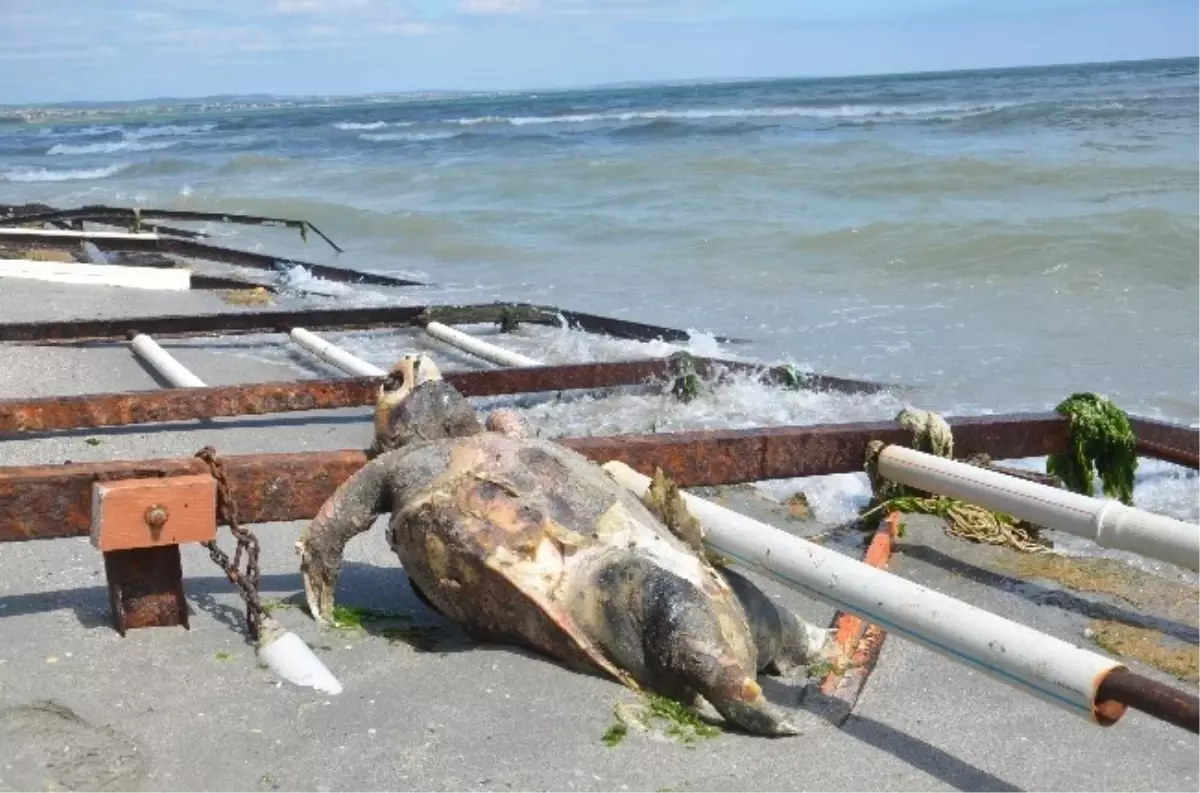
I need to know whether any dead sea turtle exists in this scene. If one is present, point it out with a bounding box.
[297,353,833,736]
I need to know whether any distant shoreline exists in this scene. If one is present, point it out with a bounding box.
[2,54,1195,123]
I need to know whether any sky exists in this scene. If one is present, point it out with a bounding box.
[0,0,1196,104]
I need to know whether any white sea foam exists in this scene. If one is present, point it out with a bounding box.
[0,163,128,182]
[444,102,1012,127]
[124,122,216,139]
[334,120,414,130]
[335,121,388,130]
[47,139,180,155]
[359,131,455,142]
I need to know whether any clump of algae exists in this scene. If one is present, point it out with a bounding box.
[601,693,721,747]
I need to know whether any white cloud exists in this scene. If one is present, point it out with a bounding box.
[0,0,449,67]
[273,0,372,14]
[458,0,542,14]
[456,0,714,17]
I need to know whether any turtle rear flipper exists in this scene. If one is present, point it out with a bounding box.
[719,566,834,677]
[642,570,799,736]
[577,553,799,737]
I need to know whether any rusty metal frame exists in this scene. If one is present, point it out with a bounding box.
[1,413,1193,542]
[0,229,419,288]
[0,355,892,436]
[0,302,751,345]
[1,410,1186,542]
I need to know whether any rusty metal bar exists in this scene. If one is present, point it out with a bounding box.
[0,302,745,346]
[1128,416,1199,468]
[6,204,344,253]
[0,357,891,435]
[0,412,1078,542]
[1096,667,1198,734]
[0,229,414,288]
[104,545,190,636]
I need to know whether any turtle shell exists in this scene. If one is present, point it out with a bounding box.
[383,431,731,684]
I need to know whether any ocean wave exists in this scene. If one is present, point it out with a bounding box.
[334,120,399,130]
[443,102,1008,127]
[0,163,128,182]
[42,124,123,139]
[335,121,388,130]
[47,139,180,156]
[124,122,216,139]
[359,130,458,142]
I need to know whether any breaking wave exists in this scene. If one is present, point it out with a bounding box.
[446,102,1009,127]
[0,163,128,182]
[47,139,180,155]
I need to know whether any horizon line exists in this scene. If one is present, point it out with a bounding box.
[3,53,1196,111]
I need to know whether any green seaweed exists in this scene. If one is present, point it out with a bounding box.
[85,438,101,446]
[497,306,521,333]
[331,604,409,630]
[214,651,232,661]
[1046,392,1138,506]
[776,364,805,390]
[644,694,720,743]
[600,723,627,747]
[668,352,704,404]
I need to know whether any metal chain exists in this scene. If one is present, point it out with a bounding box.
[195,445,267,640]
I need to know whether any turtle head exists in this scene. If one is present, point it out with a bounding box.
[378,353,443,411]
[371,353,482,455]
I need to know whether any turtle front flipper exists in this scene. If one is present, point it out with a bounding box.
[296,455,394,624]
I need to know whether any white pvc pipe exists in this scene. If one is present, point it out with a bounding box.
[602,461,1129,726]
[0,259,190,291]
[0,227,159,241]
[130,334,206,388]
[878,445,1199,572]
[289,327,386,377]
[423,321,542,368]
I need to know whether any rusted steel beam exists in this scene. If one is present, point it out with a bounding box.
[0,305,425,343]
[8,204,344,253]
[0,412,1082,542]
[1096,667,1198,734]
[0,357,890,435]
[565,413,1074,488]
[0,302,728,346]
[1128,416,1199,469]
[0,230,415,288]
[103,545,190,636]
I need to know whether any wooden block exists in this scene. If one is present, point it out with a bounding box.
[90,474,217,552]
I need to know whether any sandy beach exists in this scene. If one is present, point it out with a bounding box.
[0,278,1196,792]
